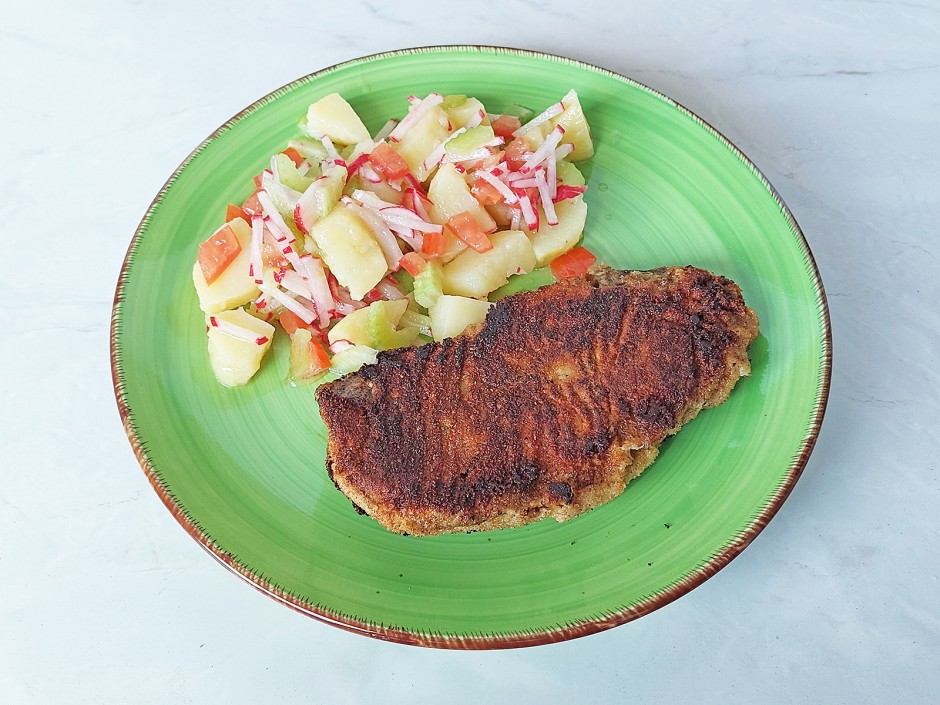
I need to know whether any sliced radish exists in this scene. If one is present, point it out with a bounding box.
[546,154,558,200]
[297,255,334,327]
[522,125,566,172]
[378,206,443,233]
[512,100,565,138]
[261,284,317,325]
[554,184,587,202]
[208,315,270,345]
[345,201,404,270]
[387,93,444,142]
[249,214,264,284]
[374,118,399,142]
[329,340,356,354]
[555,143,575,161]
[519,194,539,231]
[257,191,295,242]
[376,278,405,300]
[534,169,558,226]
[472,169,518,204]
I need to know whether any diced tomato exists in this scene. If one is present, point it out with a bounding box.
[281,147,304,167]
[550,246,597,279]
[421,230,448,258]
[504,138,530,171]
[197,225,242,285]
[471,178,503,205]
[446,212,493,253]
[554,184,587,202]
[226,203,250,223]
[363,288,384,303]
[278,309,310,336]
[369,142,411,180]
[253,172,264,189]
[491,114,522,141]
[399,251,427,276]
[243,190,263,214]
[307,337,332,373]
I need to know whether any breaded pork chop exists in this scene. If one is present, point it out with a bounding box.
[316,264,759,536]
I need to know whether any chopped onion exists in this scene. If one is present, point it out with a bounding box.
[329,340,356,354]
[359,162,383,183]
[319,135,341,163]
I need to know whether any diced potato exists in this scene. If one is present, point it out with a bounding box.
[549,89,594,161]
[428,163,497,233]
[330,344,379,375]
[443,96,490,129]
[429,295,492,341]
[206,308,275,387]
[442,230,536,298]
[391,105,450,182]
[327,299,413,351]
[192,218,259,314]
[529,196,588,267]
[310,207,387,301]
[306,93,371,145]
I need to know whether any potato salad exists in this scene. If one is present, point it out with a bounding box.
[192,90,596,387]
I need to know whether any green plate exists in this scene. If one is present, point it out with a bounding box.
[111,46,830,648]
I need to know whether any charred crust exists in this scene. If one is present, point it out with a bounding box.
[548,482,574,504]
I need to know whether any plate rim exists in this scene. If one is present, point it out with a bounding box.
[111,44,832,650]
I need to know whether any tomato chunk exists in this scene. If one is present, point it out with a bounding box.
[243,190,263,214]
[399,251,427,276]
[504,138,530,171]
[253,172,265,189]
[198,225,242,285]
[491,114,521,141]
[421,230,448,258]
[550,246,597,279]
[446,212,493,253]
[226,204,250,223]
[281,147,304,167]
[471,178,503,205]
[278,309,310,336]
[369,142,411,180]
[308,337,332,372]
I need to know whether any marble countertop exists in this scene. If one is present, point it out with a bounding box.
[3,1,938,702]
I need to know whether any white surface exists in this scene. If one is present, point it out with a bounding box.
[2,1,938,702]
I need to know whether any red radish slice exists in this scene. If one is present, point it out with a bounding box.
[374,118,399,142]
[387,93,444,142]
[346,153,370,179]
[509,177,539,189]
[534,169,558,226]
[554,184,587,202]
[319,135,341,163]
[473,169,518,204]
[376,278,405,300]
[555,143,575,161]
[262,284,317,325]
[378,206,443,233]
[546,154,557,200]
[249,214,264,284]
[465,108,486,130]
[359,163,383,183]
[279,270,312,299]
[257,191,295,242]
[297,255,334,327]
[519,194,539,231]
[512,101,565,138]
[208,315,269,345]
[344,201,404,270]
[522,125,566,172]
